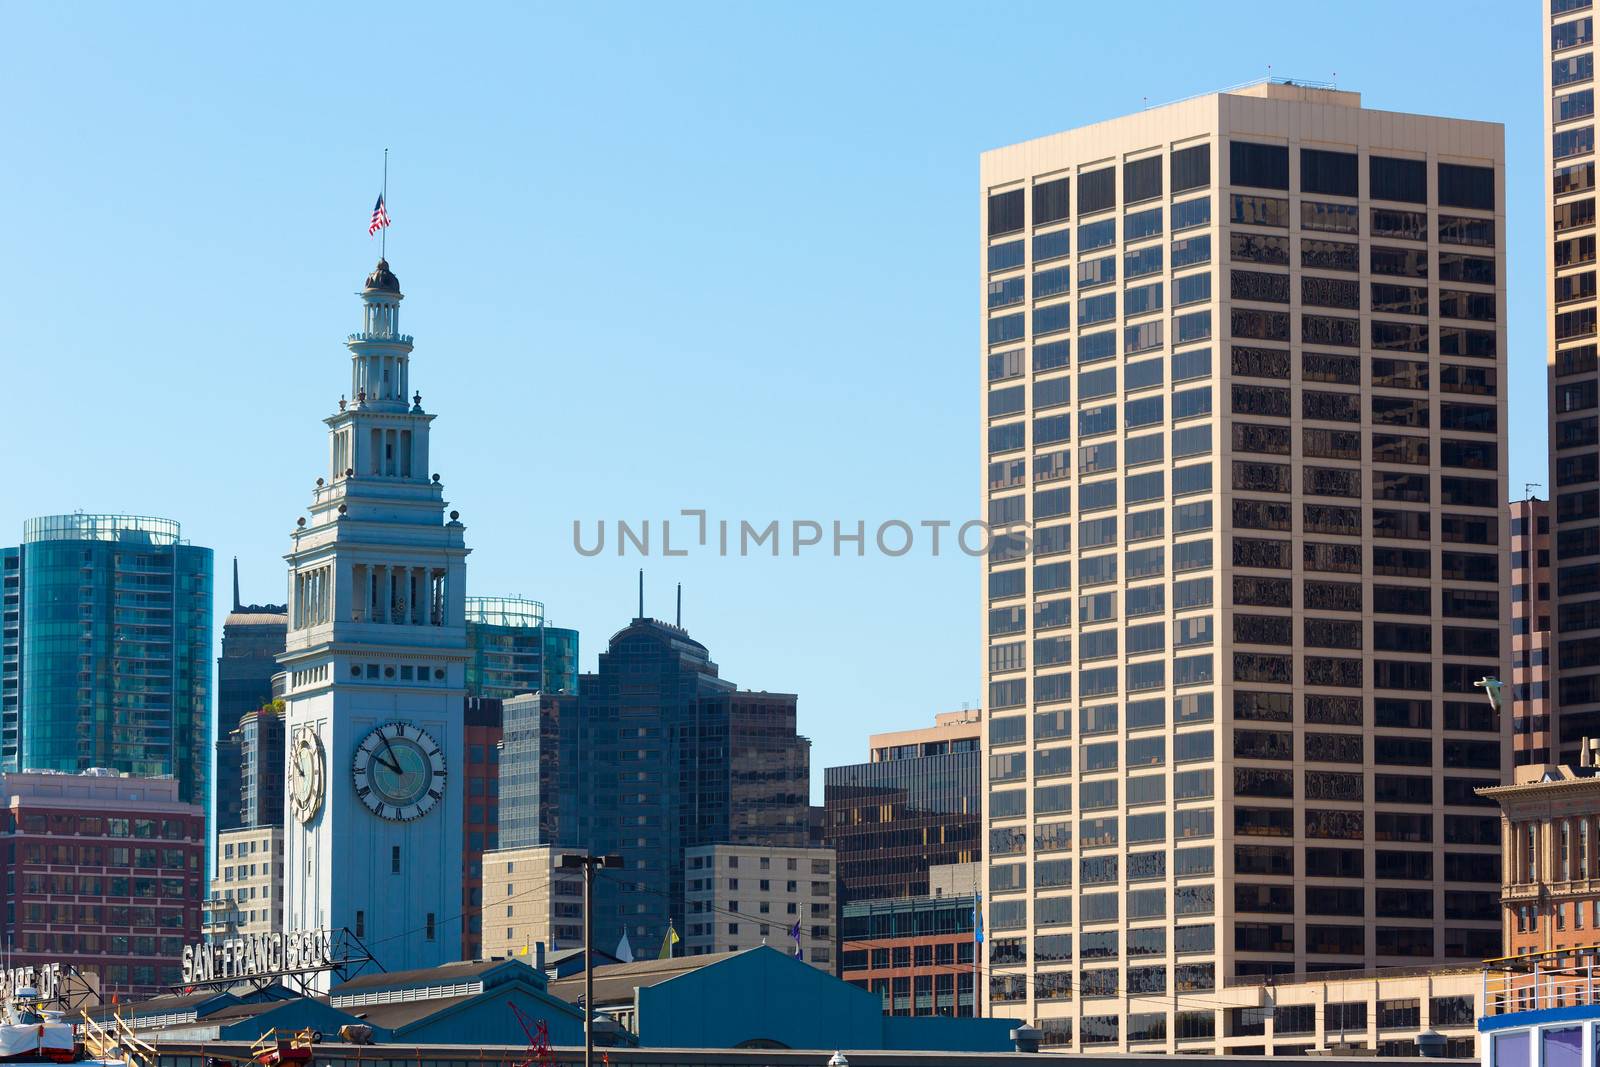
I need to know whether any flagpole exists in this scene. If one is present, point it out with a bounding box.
[381,148,388,259]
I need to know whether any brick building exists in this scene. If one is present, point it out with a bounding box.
[1512,497,1555,766]
[461,696,503,959]
[1481,755,1600,957]
[0,770,205,997]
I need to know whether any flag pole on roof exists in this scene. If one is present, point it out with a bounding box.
[369,149,392,248]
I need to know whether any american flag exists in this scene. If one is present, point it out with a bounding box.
[368,194,390,236]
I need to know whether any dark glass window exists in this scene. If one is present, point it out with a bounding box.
[988,189,1024,237]
[1230,141,1289,190]
[1438,163,1494,210]
[1231,231,1289,265]
[1034,177,1070,227]
[1125,156,1162,205]
[1079,167,1115,215]
[1370,155,1427,203]
[1372,208,1427,240]
[1172,144,1210,193]
[1301,148,1358,197]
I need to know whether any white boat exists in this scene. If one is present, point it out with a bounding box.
[0,987,75,1064]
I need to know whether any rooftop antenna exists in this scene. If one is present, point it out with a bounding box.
[232,557,241,611]
[1526,482,1544,500]
[676,583,682,627]
[638,568,644,619]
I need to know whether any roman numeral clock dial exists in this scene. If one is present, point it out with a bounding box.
[351,721,446,822]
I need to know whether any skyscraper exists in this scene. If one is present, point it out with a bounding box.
[981,81,1508,1050]
[823,710,982,903]
[280,258,469,979]
[825,710,982,1015]
[464,596,579,699]
[513,613,811,954]
[1511,497,1554,766]
[214,561,287,832]
[1,514,213,805]
[1547,5,1600,762]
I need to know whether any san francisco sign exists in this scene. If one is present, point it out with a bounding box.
[181,928,333,986]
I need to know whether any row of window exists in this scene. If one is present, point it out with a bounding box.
[987,145,1212,239]
[988,145,1494,244]
[1230,142,1494,210]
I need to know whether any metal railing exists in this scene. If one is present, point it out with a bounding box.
[1484,948,1600,1015]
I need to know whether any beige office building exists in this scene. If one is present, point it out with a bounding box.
[203,825,284,940]
[684,843,836,970]
[1547,1,1600,762]
[980,81,1509,1051]
[478,845,585,959]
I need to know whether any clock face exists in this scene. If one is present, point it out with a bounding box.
[289,728,325,825]
[352,722,446,822]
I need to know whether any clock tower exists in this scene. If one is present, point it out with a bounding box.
[279,259,468,981]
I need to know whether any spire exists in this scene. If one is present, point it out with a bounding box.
[232,557,240,611]
[676,583,682,627]
[637,569,644,620]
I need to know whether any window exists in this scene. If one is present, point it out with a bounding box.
[988,189,1023,237]
[1034,228,1070,263]
[1172,143,1210,193]
[1301,148,1358,197]
[1126,206,1162,241]
[1231,141,1289,189]
[1373,208,1427,240]
[1439,163,1494,210]
[1079,167,1115,215]
[1034,176,1070,226]
[1232,194,1289,227]
[1371,155,1427,203]
[1172,233,1210,268]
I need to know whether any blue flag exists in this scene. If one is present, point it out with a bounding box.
[789,920,804,960]
[974,892,984,944]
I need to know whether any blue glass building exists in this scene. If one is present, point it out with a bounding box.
[2,514,213,805]
[464,596,579,699]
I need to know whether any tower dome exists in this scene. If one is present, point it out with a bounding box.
[364,259,400,293]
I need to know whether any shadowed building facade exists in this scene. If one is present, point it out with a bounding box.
[1547,4,1600,762]
[518,615,810,956]
[213,565,287,833]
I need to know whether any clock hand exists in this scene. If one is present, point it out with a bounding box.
[378,735,404,775]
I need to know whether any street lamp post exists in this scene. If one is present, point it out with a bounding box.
[560,852,623,1067]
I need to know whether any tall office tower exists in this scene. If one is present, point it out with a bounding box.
[823,710,982,903]
[826,712,981,1011]
[234,702,286,827]
[1512,497,1554,766]
[460,695,503,959]
[1548,6,1600,763]
[498,691,566,850]
[553,614,810,954]
[2,549,19,770]
[280,259,469,980]
[464,596,579,699]
[981,81,1508,1051]
[214,562,287,832]
[1,514,213,804]
[1,769,206,998]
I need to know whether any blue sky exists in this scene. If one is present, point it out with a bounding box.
[0,2,1544,795]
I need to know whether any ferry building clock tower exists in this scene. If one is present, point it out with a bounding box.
[279,259,468,980]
